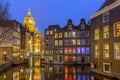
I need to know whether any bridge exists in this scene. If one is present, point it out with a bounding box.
[29,53,45,67]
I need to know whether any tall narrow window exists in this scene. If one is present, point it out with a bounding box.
[64,32,68,38]
[95,45,100,58]
[103,25,109,39]
[103,44,109,59]
[114,22,120,37]
[59,40,63,46]
[86,31,89,37]
[77,47,80,54]
[114,43,120,60]
[64,48,68,54]
[73,48,76,54]
[64,40,68,46]
[69,32,72,38]
[72,32,76,37]
[55,40,58,46]
[69,48,72,54]
[81,47,85,54]
[59,33,62,38]
[54,33,58,39]
[103,12,109,23]
[86,47,90,54]
[46,30,49,35]
[77,39,81,45]
[81,39,85,45]
[50,30,53,35]
[72,39,76,45]
[77,32,80,38]
[103,63,111,73]
[94,28,99,40]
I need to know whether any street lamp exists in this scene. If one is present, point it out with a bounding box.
[3,51,7,62]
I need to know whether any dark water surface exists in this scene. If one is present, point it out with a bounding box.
[0,64,113,80]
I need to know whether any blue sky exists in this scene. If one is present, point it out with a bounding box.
[9,0,105,35]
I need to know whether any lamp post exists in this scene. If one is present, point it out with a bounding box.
[3,51,7,62]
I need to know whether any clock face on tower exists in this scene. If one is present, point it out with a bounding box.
[81,24,85,30]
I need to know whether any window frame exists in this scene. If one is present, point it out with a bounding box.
[114,43,120,60]
[103,25,109,39]
[114,21,120,37]
[103,11,109,23]
[103,44,109,59]
[103,63,111,73]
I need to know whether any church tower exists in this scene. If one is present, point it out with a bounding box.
[24,8,35,32]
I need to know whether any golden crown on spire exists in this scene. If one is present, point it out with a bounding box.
[27,8,31,17]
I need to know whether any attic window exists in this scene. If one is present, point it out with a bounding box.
[68,25,72,30]
[103,12,109,23]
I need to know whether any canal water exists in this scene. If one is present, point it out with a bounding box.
[0,64,113,80]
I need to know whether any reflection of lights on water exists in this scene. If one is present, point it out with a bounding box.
[3,74,6,79]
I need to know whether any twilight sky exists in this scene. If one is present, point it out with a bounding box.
[9,0,105,35]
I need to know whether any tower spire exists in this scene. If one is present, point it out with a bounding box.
[24,8,35,32]
[27,8,31,17]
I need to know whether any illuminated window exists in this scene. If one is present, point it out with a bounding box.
[86,47,90,54]
[114,43,120,60]
[46,50,49,55]
[73,48,76,54]
[64,32,68,38]
[77,39,80,45]
[46,30,49,35]
[59,33,62,38]
[59,40,63,46]
[50,30,53,35]
[94,28,99,40]
[103,25,109,39]
[95,45,100,58]
[54,33,58,39]
[103,12,109,23]
[55,40,58,46]
[81,47,85,54]
[103,44,109,59]
[72,32,76,37]
[114,22,120,37]
[13,31,17,37]
[64,48,68,54]
[77,47,81,54]
[72,39,76,45]
[69,48,72,54]
[13,46,17,51]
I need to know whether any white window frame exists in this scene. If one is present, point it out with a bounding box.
[103,11,109,23]
[103,63,111,73]
[103,44,109,59]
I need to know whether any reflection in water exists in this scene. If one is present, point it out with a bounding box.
[0,64,113,80]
